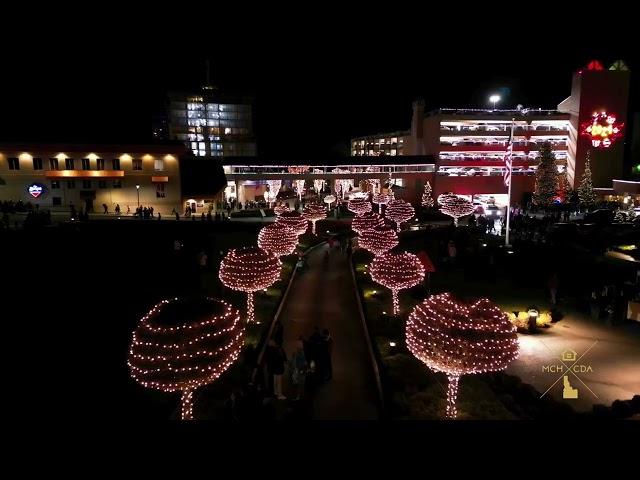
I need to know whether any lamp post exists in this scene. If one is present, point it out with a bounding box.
[489,94,501,110]
[136,184,140,207]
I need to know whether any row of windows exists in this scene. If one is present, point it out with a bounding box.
[6,158,165,171]
[48,180,167,191]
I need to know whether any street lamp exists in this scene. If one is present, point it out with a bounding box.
[136,184,140,207]
[489,94,501,110]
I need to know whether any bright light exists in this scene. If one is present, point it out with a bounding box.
[489,95,501,110]
[389,342,397,347]
[136,185,140,190]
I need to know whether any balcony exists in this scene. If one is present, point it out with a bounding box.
[439,142,567,153]
[45,170,125,179]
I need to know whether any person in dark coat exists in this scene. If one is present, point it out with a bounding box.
[266,340,288,400]
[317,328,334,381]
[272,320,284,346]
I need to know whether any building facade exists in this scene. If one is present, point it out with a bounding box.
[166,90,256,158]
[351,131,408,156]
[0,143,185,214]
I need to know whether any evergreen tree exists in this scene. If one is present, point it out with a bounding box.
[421,181,434,208]
[533,143,558,207]
[578,152,597,207]
[557,169,571,203]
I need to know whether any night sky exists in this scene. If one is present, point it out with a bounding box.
[1,20,637,157]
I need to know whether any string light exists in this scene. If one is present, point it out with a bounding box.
[302,203,327,234]
[422,181,434,208]
[372,192,390,214]
[405,293,520,419]
[265,180,282,206]
[313,170,325,195]
[273,202,290,216]
[348,197,372,216]
[219,247,282,323]
[437,193,475,226]
[385,199,415,232]
[258,222,298,256]
[276,210,309,236]
[369,252,425,315]
[323,194,337,211]
[581,111,624,148]
[128,297,244,420]
[351,211,384,235]
[358,225,398,256]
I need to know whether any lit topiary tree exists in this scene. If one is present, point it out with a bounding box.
[219,247,282,323]
[302,203,327,234]
[437,193,475,226]
[348,197,373,216]
[273,202,290,216]
[369,251,425,315]
[358,225,398,256]
[372,192,390,214]
[406,293,519,419]
[385,199,415,231]
[258,223,298,256]
[128,297,244,420]
[351,211,384,235]
[276,210,309,236]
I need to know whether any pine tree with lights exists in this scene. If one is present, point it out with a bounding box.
[421,181,434,208]
[578,153,597,208]
[556,170,571,204]
[533,143,558,207]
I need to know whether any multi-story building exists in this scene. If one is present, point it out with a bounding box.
[0,143,185,214]
[351,131,408,156]
[166,89,256,158]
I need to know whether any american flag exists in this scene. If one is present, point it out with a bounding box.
[503,121,515,187]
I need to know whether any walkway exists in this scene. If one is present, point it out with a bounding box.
[279,243,380,420]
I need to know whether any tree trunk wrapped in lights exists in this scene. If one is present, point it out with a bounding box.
[372,192,390,214]
[406,293,519,419]
[347,197,372,216]
[128,297,244,420]
[276,210,309,236]
[385,199,415,231]
[302,203,327,234]
[351,211,384,235]
[323,194,336,211]
[369,252,425,315]
[437,193,474,226]
[258,223,298,256]
[357,225,398,256]
[219,247,282,323]
[421,181,434,208]
[273,202,290,216]
[265,180,282,207]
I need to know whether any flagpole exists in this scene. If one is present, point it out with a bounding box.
[505,118,515,246]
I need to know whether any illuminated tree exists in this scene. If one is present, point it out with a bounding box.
[578,153,597,207]
[219,247,282,323]
[385,199,415,231]
[372,192,390,214]
[128,297,244,420]
[348,197,373,216]
[556,170,571,203]
[369,252,425,315]
[323,194,336,211]
[358,225,398,256]
[313,171,325,196]
[421,181,434,208]
[273,202,290,216]
[258,222,298,256]
[302,203,327,234]
[406,293,519,419]
[437,193,475,226]
[276,210,309,236]
[351,211,384,235]
[533,143,558,207]
[265,180,282,207]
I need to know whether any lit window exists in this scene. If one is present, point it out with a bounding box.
[97,159,105,170]
[49,158,59,170]
[133,159,142,171]
[156,183,166,198]
[198,150,206,156]
[224,127,232,135]
[154,159,164,171]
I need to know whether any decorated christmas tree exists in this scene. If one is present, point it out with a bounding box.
[533,143,558,207]
[556,169,571,203]
[578,153,597,207]
[421,181,434,208]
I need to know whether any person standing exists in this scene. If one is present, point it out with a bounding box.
[548,273,559,306]
[290,337,308,401]
[102,203,108,214]
[266,340,287,400]
[272,320,284,347]
[115,204,120,215]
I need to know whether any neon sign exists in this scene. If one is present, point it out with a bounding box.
[28,183,44,198]
[581,111,624,148]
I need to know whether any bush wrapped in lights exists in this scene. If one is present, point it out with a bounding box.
[406,293,519,419]
[219,247,282,323]
[358,225,398,256]
[348,197,372,216]
[351,211,384,235]
[385,199,415,231]
[372,192,390,214]
[302,203,327,234]
[258,223,298,257]
[128,297,244,420]
[437,193,475,226]
[276,210,309,236]
[369,251,424,315]
[273,202,290,216]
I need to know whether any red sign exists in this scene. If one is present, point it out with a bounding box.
[581,112,624,148]
[28,184,44,198]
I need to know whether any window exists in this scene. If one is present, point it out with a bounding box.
[51,181,60,189]
[98,180,107,189]
[65,158,75,170]
[52,197,62,206]
[82,158,90,170]
[156,183,166,198]
[132,159,142,171]
[112,158,121,170]
[113,180,122,188]
[67,180,76,189]
[8,158,19,170]
[82,180,91,189]
[154,159,164,171]
[33,158,43,170]
[49,158,59,170]
[97,158,105,170]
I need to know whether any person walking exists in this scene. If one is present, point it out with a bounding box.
[290,337,308,401]
[115,204,120,215]
[102,203,108,214]
[266,340,287,400]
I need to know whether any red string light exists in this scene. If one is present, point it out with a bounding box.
[358,225,398,256]
[437,193,475,226]
[369,251,425,315]
[276,210,309,236]
[348,197,373,216]
[128,296,244,420]
[406,293,519,419]
[372,192,390,214]
[302,203,327,234]
[258,223,298,257]
[273,202,290,216]
[385,199,415,231]
[351,211,384,235]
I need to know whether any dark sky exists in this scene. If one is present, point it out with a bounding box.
[1,18,637,157]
